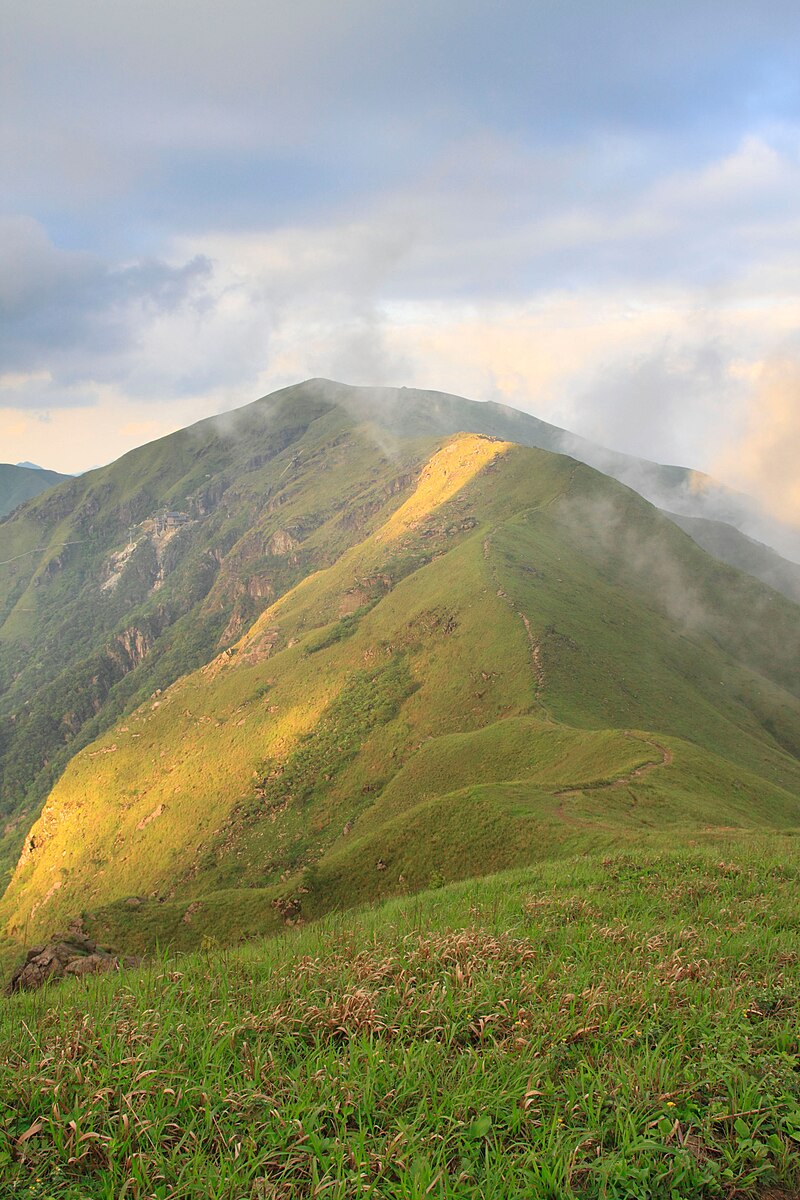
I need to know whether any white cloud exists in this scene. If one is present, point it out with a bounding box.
[2,112,800,535]
[715,356,800,525]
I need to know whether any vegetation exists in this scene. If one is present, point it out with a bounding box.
[0,391,427,878]
[256,656,416,812]
[0,464,70,519]
[0,382,798,1198]
[2,432,797,959]
[3,838,800,1198]
[2,379,797,887]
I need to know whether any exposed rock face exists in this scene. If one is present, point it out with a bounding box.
[136,802,165,830]
[267,528,299,557]
[6,933,139,994]
[111,625,156,672]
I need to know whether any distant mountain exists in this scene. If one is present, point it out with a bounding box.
[666,511,800,605]
[0,463,71,519]
[15,462,44,470]
[0,380,796,960]
[321,380,800,564]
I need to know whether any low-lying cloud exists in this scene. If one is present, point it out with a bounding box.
[716,357,800,528]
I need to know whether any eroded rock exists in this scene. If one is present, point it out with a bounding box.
[6,933,139,994]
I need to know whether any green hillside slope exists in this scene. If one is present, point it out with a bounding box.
[0,462,70,517]
[666,510,800,603]
[309,378,800,565]
[0,393,435,877]
[2,379,797,895]
[4,840,800,1199]
[3,433,797,956]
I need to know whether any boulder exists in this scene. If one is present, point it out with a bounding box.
[5,933,139,994]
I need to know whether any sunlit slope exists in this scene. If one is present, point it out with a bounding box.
[0,393,437,875]
[309,377,800,564]
[3,437,798,947]
[1,377,797,891]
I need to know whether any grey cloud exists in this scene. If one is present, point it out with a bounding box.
[557,492,714,634]
[564,342,738,467]
[0,218,212,394]
[4,0,800,234]
[3,0,800,531]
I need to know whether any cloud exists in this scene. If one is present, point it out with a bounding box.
[4,0,800,244]
[556,493,713,633]
[3,0,800,522]
[716,357,800,527]
[565,340,741,466]
[0,217,212,397]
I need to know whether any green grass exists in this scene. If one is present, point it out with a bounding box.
[3,436,799,950]
[3,837,800,1198]
[2,377,796,889]
[0,390,430,875]
[0,464,70,519]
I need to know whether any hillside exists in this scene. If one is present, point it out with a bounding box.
[666,511,800,604]
[0,462,70,518]
[4,839,800,1198]
[0,388,430,878]
[1,380,798,895]
[3,426,798,956]
[319,379,800,563]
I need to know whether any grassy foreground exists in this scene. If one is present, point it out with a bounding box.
[3,836,800,1199]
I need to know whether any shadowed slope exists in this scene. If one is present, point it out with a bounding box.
[0,463,70,518]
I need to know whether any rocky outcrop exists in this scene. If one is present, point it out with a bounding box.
[267,528,300,557]
[111,625,155,671]
[6,932,139,994]
[136,802,165,830]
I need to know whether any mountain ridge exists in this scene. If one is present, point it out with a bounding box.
[300,378,800,564]
[2,425,797,961]
[0,380,797,966]
[0,462,72,520]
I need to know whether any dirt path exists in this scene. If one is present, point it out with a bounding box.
[481,472,579,724]
[554,732,674,823]
[0,541,84,568]
[483,530,551,722]
[480,473,675,826]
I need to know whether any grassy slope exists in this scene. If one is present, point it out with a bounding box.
[0,396,437,878]
[666,511,800,604]
[1,379,796,885]
[3,437,798,958]
[3,838,800,1198]
[0,464,69,518]
[316,377,800,573]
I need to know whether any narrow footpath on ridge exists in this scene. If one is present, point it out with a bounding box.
[480,483,675,825]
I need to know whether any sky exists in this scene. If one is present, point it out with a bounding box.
[1,0,799,525]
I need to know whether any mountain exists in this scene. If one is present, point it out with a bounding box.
[0,381,797,880]
[0,462,71,518]
[665,511,800,605]
[319,381,800,564]
[0,383,797,961]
